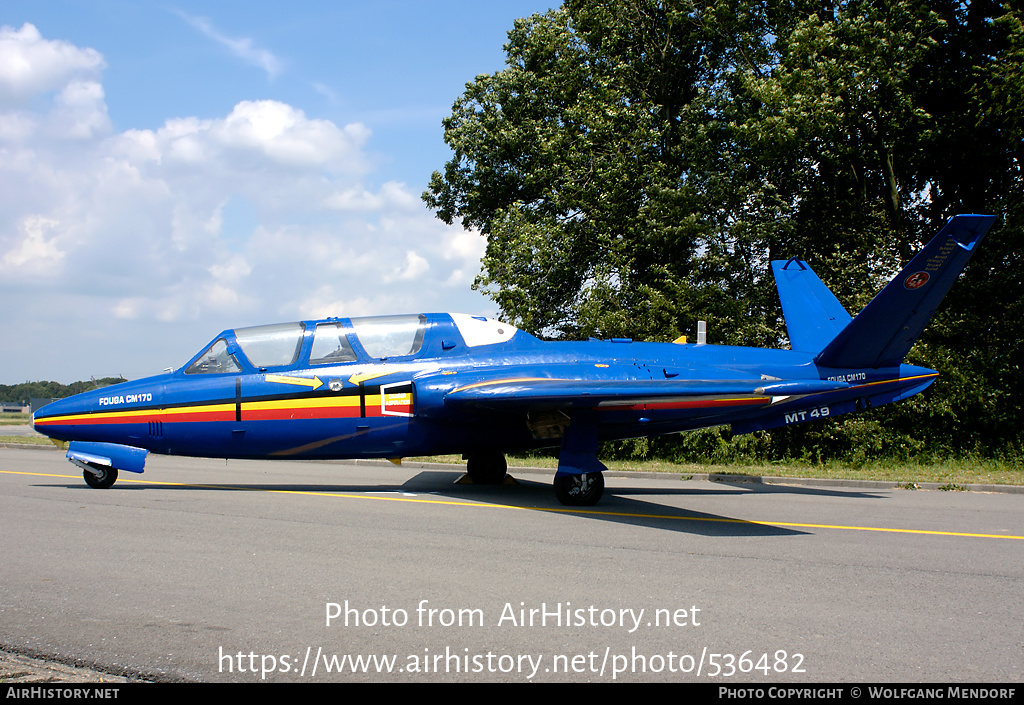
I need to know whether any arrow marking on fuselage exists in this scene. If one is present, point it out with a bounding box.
[265,374,324,390]
[348,369,405,385]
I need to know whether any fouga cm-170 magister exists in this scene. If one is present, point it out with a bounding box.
[33,215,996,505]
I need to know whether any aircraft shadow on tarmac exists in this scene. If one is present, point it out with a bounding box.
[43,468,897,538]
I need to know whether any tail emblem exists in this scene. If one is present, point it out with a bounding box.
[903,272,930,290]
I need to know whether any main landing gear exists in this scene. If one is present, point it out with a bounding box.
[465,450,605,506]
[554,471,605,506]
[553,408,606,506]
[465,451,508,484]
[81,463,118,489]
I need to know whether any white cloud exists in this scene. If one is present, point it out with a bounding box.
[0,23,105,103]
[113,100,371,178]
[1,214,64,271]
[47,79,111,139]
[208,253,251,282]
[178,13,284,79]
[213,100,370,168]
[0,111,36,141]
[442,227,487,263]
[312,82,341,106]
[0,25,493,383]
[391,250,430,281]
[325,181,420,212]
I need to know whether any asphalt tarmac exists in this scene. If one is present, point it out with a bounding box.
[1,446,1021,683]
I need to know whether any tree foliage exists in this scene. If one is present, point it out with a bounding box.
[0,378,127,405]
[425,0,1023,460]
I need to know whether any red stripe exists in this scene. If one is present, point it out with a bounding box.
[244,407,361,421]
[607,398,768,412]
[42,409,236,425]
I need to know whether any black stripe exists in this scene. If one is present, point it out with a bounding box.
[235,378,242,422]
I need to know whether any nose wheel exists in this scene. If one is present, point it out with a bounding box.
[554,472,604,506]
[81,464,118,489]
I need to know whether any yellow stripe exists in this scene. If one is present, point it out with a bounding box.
[39,391,384,422]
[36,408,154,423]
[160,403,234,418]
[35,402,235,424]
[856,373,938,390]
[452,377,567,393]
[244,397,359,412]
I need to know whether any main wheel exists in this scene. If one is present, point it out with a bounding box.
[466,452,508,484]
[554,472,604,506]
[83,465,118,489]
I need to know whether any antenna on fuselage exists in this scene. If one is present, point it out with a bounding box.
[697,320,707,345]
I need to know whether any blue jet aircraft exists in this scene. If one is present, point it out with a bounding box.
[33,214,996,505]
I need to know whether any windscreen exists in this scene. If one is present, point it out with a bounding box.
[184,339,242,375]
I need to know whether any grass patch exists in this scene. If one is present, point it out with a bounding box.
[5,436,1020,486]
[0,412,31,425]
[409,453,1023,486]
[0,435,52,446]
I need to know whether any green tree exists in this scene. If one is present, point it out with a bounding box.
[0,378,126,405]
[425,0,1023,460]
[425,3,735,341]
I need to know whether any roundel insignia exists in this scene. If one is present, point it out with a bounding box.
[904,271,930,290]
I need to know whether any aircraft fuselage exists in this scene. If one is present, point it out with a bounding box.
[33,318,933,462]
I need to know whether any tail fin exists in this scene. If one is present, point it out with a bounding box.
[812,214,996,369]
[772,258,853,352]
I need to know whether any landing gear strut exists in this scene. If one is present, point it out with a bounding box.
[465,452,508,484]
[553,408,606,506]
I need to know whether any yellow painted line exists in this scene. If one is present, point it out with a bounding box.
[3,469,1022,541]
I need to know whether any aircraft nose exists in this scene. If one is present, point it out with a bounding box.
[30,396,76,437]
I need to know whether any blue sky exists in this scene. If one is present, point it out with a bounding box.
[0,2,558,383]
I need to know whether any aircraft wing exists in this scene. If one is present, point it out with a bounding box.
[444,377,850,410]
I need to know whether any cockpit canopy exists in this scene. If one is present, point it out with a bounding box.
[184,314,430,374]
